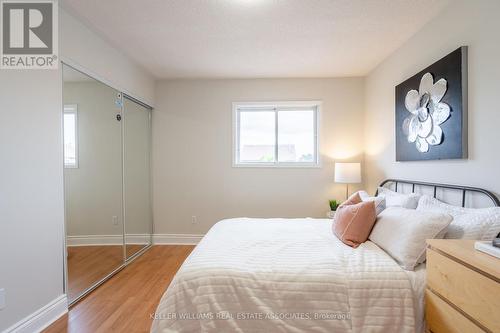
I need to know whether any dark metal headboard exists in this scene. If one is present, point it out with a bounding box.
[378,179,500,207]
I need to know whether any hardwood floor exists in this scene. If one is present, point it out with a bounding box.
[126,244,148,258]
[67,245,145,302]
[46,245,194,333]
[67,246,123,302]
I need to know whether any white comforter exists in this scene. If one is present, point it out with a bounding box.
[152,218,417,333]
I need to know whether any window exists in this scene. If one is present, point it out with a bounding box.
[63,104,78,168]
[233,101,320,167]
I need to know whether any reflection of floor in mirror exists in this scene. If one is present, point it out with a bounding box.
[67,244,145,302]
[126,244,147,258]
[45,246,194,333]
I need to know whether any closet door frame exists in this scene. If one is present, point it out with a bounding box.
[61,60,154,307]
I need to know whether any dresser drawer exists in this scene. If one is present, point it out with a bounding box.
[425,289,484,333]
[427,248,500,332]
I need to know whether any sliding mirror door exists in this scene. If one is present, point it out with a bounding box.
[123,96,152,259]
[63,64,124,303]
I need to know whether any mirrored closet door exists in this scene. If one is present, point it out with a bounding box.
[123,97,152,259]
[63,64,153,305]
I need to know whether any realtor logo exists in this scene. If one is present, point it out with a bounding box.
[1,0,58,69]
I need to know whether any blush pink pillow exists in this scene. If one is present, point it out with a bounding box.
[339,192,362,208]
[333,192,377,248]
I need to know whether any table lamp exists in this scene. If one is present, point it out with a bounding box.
[334,162,361,199]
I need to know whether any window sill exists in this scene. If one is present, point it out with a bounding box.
[232,163,322,169]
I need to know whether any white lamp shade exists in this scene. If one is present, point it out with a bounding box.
[334,162,361,184]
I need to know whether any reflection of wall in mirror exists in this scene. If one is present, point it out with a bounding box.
[64,81,123,237]
[123,98,152,236]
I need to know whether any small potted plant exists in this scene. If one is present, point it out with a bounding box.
[327,199,340,219]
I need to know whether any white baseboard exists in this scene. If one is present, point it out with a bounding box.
[3,294,67,333]
[67,234,122,246]
[125,234,152,244]
[153,233,204,245]
[67,234,204,246]
[67,234,151,246]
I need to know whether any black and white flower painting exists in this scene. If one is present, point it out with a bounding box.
[395,47,468,161]
[402,73,450,153]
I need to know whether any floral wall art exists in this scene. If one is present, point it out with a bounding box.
[395,47,468,161]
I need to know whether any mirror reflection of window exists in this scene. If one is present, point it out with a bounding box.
[64,104,78,168]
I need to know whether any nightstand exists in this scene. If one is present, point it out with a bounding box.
[425,239,500,333]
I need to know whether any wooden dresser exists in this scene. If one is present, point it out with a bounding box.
[425,240,500,333]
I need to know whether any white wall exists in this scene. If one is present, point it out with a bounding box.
[364,0,500,196]
[0,69,65,332]
[153,78,365,234]
[0,7,154,331]
[60,9,155,106]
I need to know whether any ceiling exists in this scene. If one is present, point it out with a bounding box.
[61,0,449,79]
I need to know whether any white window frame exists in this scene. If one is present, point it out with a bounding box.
[63,104,79,169]
[232,101,321,168]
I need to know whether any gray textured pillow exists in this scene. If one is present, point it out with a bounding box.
[359,190,386,215]
[369,207,452,270]
[377,187,421,209]
[417,195,500,240]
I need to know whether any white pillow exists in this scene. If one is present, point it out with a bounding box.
[369,207,452,270]
[377,187,420,209]
[417,195,500,240]
[359,190,386,215]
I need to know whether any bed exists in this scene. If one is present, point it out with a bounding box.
[151,180,499,333]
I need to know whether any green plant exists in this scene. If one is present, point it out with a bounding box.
[329,199,340,211]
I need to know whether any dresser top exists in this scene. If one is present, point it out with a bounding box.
[427,239,500,280]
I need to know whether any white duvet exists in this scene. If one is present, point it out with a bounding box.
[152,218,419,333]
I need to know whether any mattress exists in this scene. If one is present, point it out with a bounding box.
[152,218,423,333]
[405,263,426,333]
